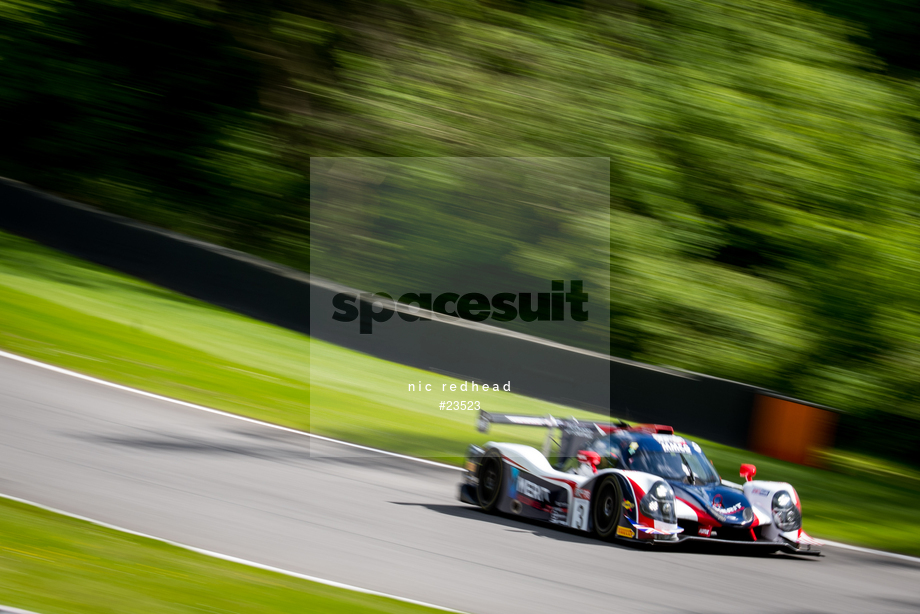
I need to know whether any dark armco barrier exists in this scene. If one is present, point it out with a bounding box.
[1,178,788,449]
[0,179,313,335]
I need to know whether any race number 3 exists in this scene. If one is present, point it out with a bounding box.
[571,499,590,531]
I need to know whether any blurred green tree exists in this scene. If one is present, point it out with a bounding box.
[3,0,920,452]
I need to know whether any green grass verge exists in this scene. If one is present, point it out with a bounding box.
[0,496,445,614]
[1,230,919,556]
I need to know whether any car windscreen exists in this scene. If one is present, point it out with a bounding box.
[626,450,720,485]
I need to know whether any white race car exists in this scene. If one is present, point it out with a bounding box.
[459,411,822,554]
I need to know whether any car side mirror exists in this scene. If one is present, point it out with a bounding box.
[740,463,757,482]
[577,450,602,474]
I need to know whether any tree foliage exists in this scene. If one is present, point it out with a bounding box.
[3,0,920,432]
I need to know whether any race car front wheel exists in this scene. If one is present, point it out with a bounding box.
[477,449,504,512]
[592,475,622,540]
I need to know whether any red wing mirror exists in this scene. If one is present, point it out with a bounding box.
[577,450,602,474]
[740,463,757,482]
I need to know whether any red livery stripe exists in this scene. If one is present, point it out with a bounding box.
[677,496,721,527]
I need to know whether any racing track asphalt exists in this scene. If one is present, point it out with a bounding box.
[1,354,919,614]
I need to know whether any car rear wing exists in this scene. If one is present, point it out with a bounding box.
[476,410,673,459]
[476,411,561,431]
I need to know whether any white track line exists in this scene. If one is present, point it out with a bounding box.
[0,349,461,471]
[3,349,920,566]
[0,492,467,613]
[818,540,920,564]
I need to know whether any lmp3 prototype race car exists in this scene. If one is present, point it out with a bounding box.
[459,410,822,554]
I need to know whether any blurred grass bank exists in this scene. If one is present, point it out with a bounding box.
[0,496,446,614]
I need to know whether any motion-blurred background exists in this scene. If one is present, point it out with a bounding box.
[2,0,920,462]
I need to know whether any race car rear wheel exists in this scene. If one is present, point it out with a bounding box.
[477,449,504,512]
[592,475,622,540]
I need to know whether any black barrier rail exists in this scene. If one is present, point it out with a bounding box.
[1,178,764,448]
[0,179,312,336]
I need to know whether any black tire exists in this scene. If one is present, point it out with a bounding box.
[477,449,504,512]
[592,475,623,540]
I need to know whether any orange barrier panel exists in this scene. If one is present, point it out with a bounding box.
[749,394,837,466]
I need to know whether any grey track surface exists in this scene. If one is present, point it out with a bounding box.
[1,355,918,614]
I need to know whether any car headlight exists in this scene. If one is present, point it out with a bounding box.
[640,480,676,523]
[772,490,802,532]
